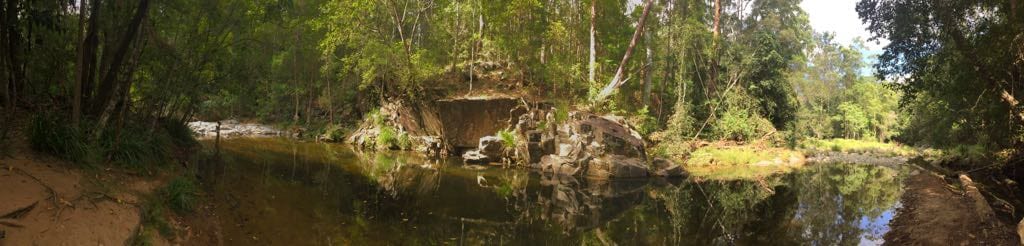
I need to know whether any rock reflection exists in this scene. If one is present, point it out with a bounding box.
[200,138,907,245]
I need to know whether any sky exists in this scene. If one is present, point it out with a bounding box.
[799,0,888,52]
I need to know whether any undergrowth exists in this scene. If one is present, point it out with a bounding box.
[29,112,196,170]
[29,113,94,165]
[802,138,915,157]
[135,175,200,244]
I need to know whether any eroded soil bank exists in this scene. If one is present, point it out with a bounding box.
[0,130,164,245]
[884,170,1020,245]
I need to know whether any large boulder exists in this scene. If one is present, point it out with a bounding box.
[462,136,506,164]
[527,111,654,179]
[586,155,650,179]
[540,155,583,176]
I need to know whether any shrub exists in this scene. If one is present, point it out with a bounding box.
[397,131,412,150]
[376,125,397,150]
[99,125,171,170]
[497,128,517,147]
[29,113,93,164]
[629,106,658,136]
[320,124,347,142]
[161,118,196,148]
[160,176,198,214]
[712,107,774,141]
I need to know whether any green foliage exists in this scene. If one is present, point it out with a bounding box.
[321,124,347,142]
[497,128,517,148]
[946,144,990,163]
[858,0,1022,148]
[397,132,412,150]
[628,106,658,136]
[139,196,173,238]
[29,113,93,164]
[99,126,171,171]
[803,138,915,157]
[685,146,803,167]
[160,176,199,214]
[376,126,398,150]
[833,102,870,139]
[137,175,201,242]
[161,119,197,148]
[711,104,775,142]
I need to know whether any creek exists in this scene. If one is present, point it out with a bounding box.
[197,138,908,245]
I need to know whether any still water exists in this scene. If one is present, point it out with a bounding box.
[199,138,906,245]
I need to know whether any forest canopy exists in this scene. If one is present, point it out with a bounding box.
[0,0,1019,153]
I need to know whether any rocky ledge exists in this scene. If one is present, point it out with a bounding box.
[187,120,286,138]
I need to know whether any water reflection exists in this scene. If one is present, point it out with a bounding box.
[199,138,905,245]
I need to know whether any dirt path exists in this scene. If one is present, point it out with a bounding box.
[884,171,1019,245]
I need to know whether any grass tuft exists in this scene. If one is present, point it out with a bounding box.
[161,176,199,214]
[29,113,94,165]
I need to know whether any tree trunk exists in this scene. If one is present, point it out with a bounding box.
[1012,0,1018,21]
[92,0,150,140]
[709,0,721,98]
[588,0,597,85]
[1000,89,1024,122]
[328,78,334,124]
[0,0,7,111]
[73,0,88,125]
[5,0,23,110]
[642,33,653,107]
[80,0,102,110]
[92,0,150,115]
[593,0,654,102]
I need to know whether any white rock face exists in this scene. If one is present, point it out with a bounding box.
[187,120,284,138]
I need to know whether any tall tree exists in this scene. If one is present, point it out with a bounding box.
[594,0,654,102]
[589,0,597,86]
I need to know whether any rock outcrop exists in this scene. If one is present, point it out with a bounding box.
[519,111,686,179]
[187,120,284,138]
[462,136,507,164]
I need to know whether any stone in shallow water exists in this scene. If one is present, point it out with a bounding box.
[477,136,505,157]
[462,150,491,164]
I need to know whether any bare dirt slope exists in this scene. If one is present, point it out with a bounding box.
[884,172,1019,245]
[0,120,162,246]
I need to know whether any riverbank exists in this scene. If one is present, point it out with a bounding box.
[885,171,1019,245]
[0,120,168,245]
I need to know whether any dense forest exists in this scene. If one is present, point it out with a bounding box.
[1,0,1019,156]
[0,0,1022,244]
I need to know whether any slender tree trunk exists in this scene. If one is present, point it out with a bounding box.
[593,0,654,102]
[1012,0,1018,21]
[293,30,300,123]
[73,0,88,125]
[709,0,721,98]
[92,0,150,115]
[588,0,596,86]
[328,78,334,124]
[80,0,102,109]
[0,0,7,111]
[93,0,150,140]
[5,0,23,111]
[642,33,652,106]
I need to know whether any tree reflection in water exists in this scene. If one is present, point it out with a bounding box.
[203,138,906,245]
